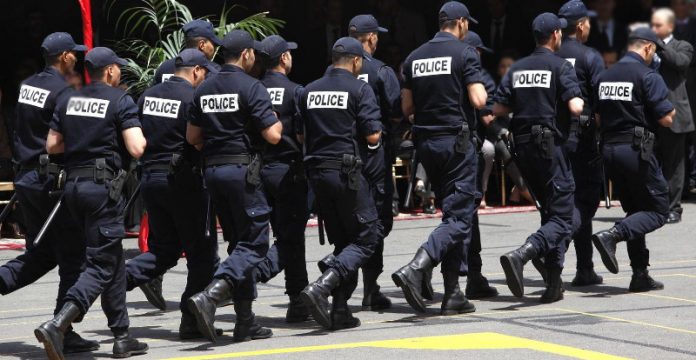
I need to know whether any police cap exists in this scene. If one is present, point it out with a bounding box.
[260,35,298,59]
[533,13,568,41]
[41,32,87,56]
[222,30,263,55]
[629,27,665,50]
[349,14,388,34]
[558,0,589,21]
[332,37,364,57]
[85,47,128,68]
[183,19,223,46]
[175,49,218,72]
[439,1,478,25]
[463,31,493,53]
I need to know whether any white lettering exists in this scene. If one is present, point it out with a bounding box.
[65,97,110,118]
[566,58,576,67]
[266,88,285,106]
[200,94,239,113]
[598,82,634,101]
[306,91,349,109]
[18,84,50,109]
[512,70,552,88]
[142,96,181,119]
[358,74,369,83]
[412,57,452,78]
[161,74,174,82]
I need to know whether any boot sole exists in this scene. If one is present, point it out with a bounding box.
[35,328,64,360]
[441,304,476,316]
[179,328,223,340]
[500,255,524,298]
[139,285,166,311]
[571,277,603,287]
[540,292,564,304]
[300,291,332,329]
[391,272,426,313]
[465,288,499,299]
[186,298,217,343]
[233,331,273,342]
[64,344,100,354]
[591,235,619,274]
[361,303,392,311]
[113,344,149,359]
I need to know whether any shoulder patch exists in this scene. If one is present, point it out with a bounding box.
[18,84,51,109]
[200,94,239,113]
[512,70,552,88]
[598,82,633,101]
[143,96,181,118]
[307,91,349,109]
[266,87,285,105]
[412,57,452,78]
[66,97,110,118]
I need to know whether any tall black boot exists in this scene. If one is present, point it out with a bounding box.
[391,248,433,313]
[178,312,223,340]
[499,242,538,297]
[592,227,623,274]
[331,285,360,330]
[187,278,234,343]
[233,300,273,342]
[531,257,548,284]
[35,301,82,360]
[139,275,166,311]
[421,267,435,300]
[571,267,603,286]
[301,269,341,329]
[629,268,664,292]
[362,269,391,311]
[317,253,336,273]
[465,272,498,299]
[286,294,311,323]
[441,272,475,315]
[63,328,99,354]
[112,327,148,358]
[540,268,564,303]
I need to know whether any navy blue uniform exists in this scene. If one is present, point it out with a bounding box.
[299,67,382,287]
[595,52,673,268]
[0,68,85,317]
[253,70,309,297]
[50,81,141,330]
[154,58,220,84]
[556,37,605,272]
[495,47,581,269]
[402,31,482,274]
[190,64,278,301]
[125,76,220,315]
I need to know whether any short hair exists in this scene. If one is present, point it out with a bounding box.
[185,36,208,49]
[534,32,552,45]
[349,29,373,43]
[86,64,106,80]
[439,18,459,30]
[627,38,651,49]
[653,8,676,26]
[43,52,62,66]
[561,17,588,36]
[331,52,358,66]
[223,49,243,62]
[264,54,282,69]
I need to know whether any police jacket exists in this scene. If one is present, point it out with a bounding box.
[50,81,141,171]
[190,64,278,158]
[359,52,401,126]
[260,70,303,162]
[154,58,220,84]
[595,51,674,135]
[299,67,382,163]
[14,67,74,166]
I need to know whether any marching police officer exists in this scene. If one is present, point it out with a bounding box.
[494,13,583,303]
[348,14,401,311]
[0,32,98,354]
[299,37,382,330]
[557,0,606,286]
[392,1,487,315]
[592,28,675,292]
[252,35,311,323]
[124,49,221,339]
[37,47,148,359]
[186,29,282,343]
[154,19,222,83]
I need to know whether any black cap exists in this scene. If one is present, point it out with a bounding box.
[222,29,263,54]
[349,14,388,34]
[558,0,589,21]
[439,1,478,25]
[175,49,218,72]
[41,32,87,56]
[532,12,568,40]
[260,35,298,59]
[85,47,128,68]
[183,19,222,46]
[629,27,665,49]
[463,31,493,53]
[332,37,364,57]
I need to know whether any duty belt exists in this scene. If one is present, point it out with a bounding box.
[142,163,170,172]
[67,166,115,181]
[204,154,252,167]
[307,159,343,170]
[602,132,635,144]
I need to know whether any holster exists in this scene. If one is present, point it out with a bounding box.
[455,123,471,154]
[38,154,59,179]
[341,154,362,191]
[109,169,128,202]
[290,158,306,182]
[246,153,263,187]
[633,127,655,161]
[168,153,183,176]
[532,125,554,160]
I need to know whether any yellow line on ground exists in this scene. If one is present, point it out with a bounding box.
[553,308,696,335]
[631,292,696,304]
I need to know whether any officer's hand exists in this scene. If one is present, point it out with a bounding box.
[481,114,495,127]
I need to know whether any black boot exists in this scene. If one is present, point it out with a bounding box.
[592,227,622,274]
[540,268,564,303]
[186,278,234,343]
[112,328,148,358]
[178,312,223,340]
[421,267,435,300]
[139,275,166,311]
[391,248,433,313]
[34,301,82,360]
[285,294,311,323]
[63,328,99,354]
[571,267,603,286]
[301,269,341,329]
[499,242,538,297]
[331,286,360,330]
[233,300,273,342]
[465,272,498,299]
[362,269,391,311]
[441,272,475,315]
[317,253,336,273]
[531,257,548,284]
[629,268,664,292]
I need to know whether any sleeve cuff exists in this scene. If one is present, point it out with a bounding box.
[560,88,581,103]
[121,118,142,130]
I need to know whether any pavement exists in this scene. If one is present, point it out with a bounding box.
[0,203,695,359]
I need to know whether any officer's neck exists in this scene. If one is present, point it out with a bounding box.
[333,64,355,75]
[361,42,374,56]
[49,64,68,77]
[269,66,288,76]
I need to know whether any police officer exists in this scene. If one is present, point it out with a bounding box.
[392,1,487,315]
[557,0,606,286]
[592,28,674,292]
[252,35,311,323]
[0,32,98,355]
[37,47,148,359]
[154,19,222,83]
[348,14,401,311]
[186,29,282,343]
[124,49,221,339]
[299,37,382,330]
[494,13,583,303]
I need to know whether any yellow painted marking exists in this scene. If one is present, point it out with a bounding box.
[631,292,696,304]
[163,332,632,360]
[554,308,696,335]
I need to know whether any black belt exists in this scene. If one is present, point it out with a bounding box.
[307,159,343,170]
[602,132,634,144]
[514,133,533,144]
[143,163,170,172]
[67,166,115,181]
[204,155,251,168]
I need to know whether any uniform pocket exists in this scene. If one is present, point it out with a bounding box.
[441,180,479,217]
[99,223,125,239]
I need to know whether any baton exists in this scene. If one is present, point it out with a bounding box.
[403,148,418,208]
[32,194,63,247]
[502,133,542,212]
[0,193,18,224]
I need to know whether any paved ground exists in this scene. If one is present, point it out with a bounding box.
[1,203,695,359]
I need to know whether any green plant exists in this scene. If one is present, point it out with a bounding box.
[107,0,284,95]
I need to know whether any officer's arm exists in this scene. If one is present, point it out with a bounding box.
[559,62,584,117]
[186,123,204,150]
[568,97,585,117]
[294,86,305,144]
[659,109,676,128]
[467,83,487,109]
[358,85,383,145]
[492,69,513,117]
[46,129,64,154]
[250,82,283,145]
[492,103,512,117]
[644,72,676,128]
[401,89,415,119]
[117,95,147,159]
[461,47,487,109]
[479,72,497,127]
[122,127,147,159]
[261,118,283,145]
[379,66,403,123]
